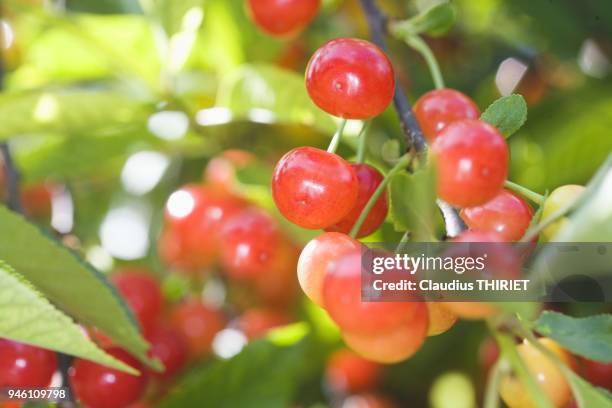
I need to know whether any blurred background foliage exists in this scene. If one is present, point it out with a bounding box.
[1,0,611,406]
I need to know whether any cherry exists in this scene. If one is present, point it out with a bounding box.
[219,207,284,280]
[145,325,188,380]
[326,164,388,238]
[499,338,574,408]
[235,308,290,339]
[0,339,57,387]
[171,298,226,357]
[306,38,395,119]
[581,358,612,391]
[414,89,480,142]
[297,232,361,305]
[426,302,457,336]
[540,185,585,241]
[69,347,147,408]
[246,0,320,37]
[341,302,428,364]
[272,147,359,229]
[478,337,500,376]
[110,268,163,336]
[21,182,54,219]
[325,349,381,393]
[204,149,255,191]
[322,251,422,335]
[251,246,300,306]
[162,185,246,269]
[460,189,534,241]
[431,119,508,208]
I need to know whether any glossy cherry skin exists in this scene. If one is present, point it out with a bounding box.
[327,164,388,238]
[322,251,422,335]
[306,38,395,119]
[111,269,163,336]
[460,189,534,241]
[541,185,585,241]
[162,185,246,269]
[145,325,188,380]
[171,299,226,357]
[582,358,612,391]
[414,89,480,142]
[0,339,58,387]
[325,349,381,393]
[341,302,428,364]
[235,308,290,340]
[272,147,359,229]
[69,348,146,408]
[219,207,284,280]
[297,232,361,306]
[246,0,320,37]
[431,119,508,208]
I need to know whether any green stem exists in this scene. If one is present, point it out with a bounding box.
[395,231,411,254]
[393,30,445,90]
[483,360,503,408]
[327,119,348,154]
[356,121,371,164]
[504,180,544,205]
[350,154,411,238]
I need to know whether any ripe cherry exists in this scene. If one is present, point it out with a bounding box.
[581,358,612,391]
[272,147,359,229]
[171,299,226,357]
[426,302,457,336]
[235,308,290,339]
[297,232,361,306]
[306,38,395,119]
[341,302,428,364]
[251,246,300,306]
[0,339,58,387]
[327,164,388,238]
[325,349,382,393]
[145,325,188,380]
[431,119,508,208]
[322,251,422,335]
[111,269,163,336]
[204,149,255,191]
[460,189,534,241]
[499,338,574,408]
[540,185,585,241]
[246,0,320,37]
[219,207,284,280]
[69,348,147,408]
[414,89,480,142]
[21,182,54,219]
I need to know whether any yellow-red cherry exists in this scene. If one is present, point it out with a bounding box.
[246,0,320,37]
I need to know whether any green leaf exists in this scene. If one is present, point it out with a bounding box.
[565,370,612,408]
[0,206,160,370]
[159,334,319,408]
[0,260,138,374]
[535,312,612,363]
[481,94,528,137]
[217,64,337,135]
[393,3,457,37]
[388,166,438,241]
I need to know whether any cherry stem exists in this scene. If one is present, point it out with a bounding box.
[350,153,411,238]
[0,144,23,213]
[327,119,348,154]
[356,121,371,163]
[483,359,503,408]
[400,33,445,90]
[504,180,544,205]
[394,231,411,253]
[520,204,572,242]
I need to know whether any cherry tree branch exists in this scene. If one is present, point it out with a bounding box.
[357,0,466,237]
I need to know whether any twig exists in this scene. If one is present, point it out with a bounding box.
[0,144,23,213]
[357,0,465,237]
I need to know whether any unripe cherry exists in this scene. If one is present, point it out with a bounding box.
[541,185,585,241]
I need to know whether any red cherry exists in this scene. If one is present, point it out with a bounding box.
[414,89,480,142]
[235,308,290,340]
[219,208,284,280]
[252,246,300,306]
[246,0,320,37]
[272,147,359,229]
[204,149,255,191]
[21,183,55,219]
[327,164,388,238]
[69,348,146,408]
[478,337,500,375]
[111,269,163,335]
[297,232,361,305]
[171,299,226,357]
[460,189,534,241]
[0,339,57,387]
[326,349,382,393]
[162,185,246,269]
[306,38,395,119]
[582,358,612,391]
[322,251,421,335]
[145,325,188,380]
[431,119,508,208]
